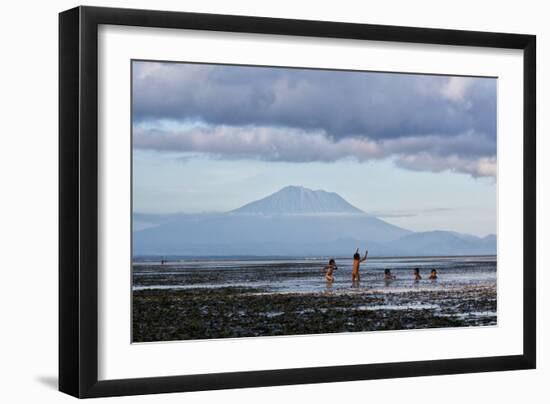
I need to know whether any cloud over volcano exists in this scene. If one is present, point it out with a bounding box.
[133,61,497,178]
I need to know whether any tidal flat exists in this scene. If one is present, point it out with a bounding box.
[132,261,496,342]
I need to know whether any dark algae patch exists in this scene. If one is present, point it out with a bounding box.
[132,284,496,342]
[132,257,497,342]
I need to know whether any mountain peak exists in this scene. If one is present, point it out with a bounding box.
[231,186,364,215]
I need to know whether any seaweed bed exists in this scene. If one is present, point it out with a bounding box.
[132,284,497,342]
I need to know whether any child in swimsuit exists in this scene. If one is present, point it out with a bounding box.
[413,268,422,281]
[323,259,338,283]
[384,268,396,280]
[429,269,438,280]
[352,248,368,282]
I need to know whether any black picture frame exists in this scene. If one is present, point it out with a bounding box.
[59,5,536,398]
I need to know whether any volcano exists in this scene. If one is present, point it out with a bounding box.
[133,186,495,257]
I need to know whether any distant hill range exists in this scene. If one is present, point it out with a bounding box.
[133,186,496,257]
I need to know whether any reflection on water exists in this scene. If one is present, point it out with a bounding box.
[133,256,497,295]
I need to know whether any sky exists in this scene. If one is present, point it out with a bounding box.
[132,61,497,236]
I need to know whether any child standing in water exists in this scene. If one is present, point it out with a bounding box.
[323,259,338,283]
[352,248,368,283]
[429,269,438,280]
[413,268,422,281]
[384,268,396,280]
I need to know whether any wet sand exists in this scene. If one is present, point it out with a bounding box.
[132,282,496,342]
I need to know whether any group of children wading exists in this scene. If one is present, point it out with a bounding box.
[322,248,438,284]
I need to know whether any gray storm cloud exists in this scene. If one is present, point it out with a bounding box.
[133,62,496,139]
[134,125,496,178]
[132,61,497,178]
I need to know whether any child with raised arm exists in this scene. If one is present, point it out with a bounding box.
[352,248,368,282]
[322,259,338,283]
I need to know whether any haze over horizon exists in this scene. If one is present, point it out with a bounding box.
[133,185,496,257]
[133,61,497,237]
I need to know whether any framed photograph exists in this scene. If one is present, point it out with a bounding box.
[59,6,536,398]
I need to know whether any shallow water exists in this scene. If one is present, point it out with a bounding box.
[132,255,496,295]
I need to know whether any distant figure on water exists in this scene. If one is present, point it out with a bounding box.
[384,268,396,280]
[352,248,368,283]
[413,268,422,281]
[323,259,338,283]
[429,269,438,280]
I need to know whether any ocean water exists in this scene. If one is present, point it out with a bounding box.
[132,255,496,294]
